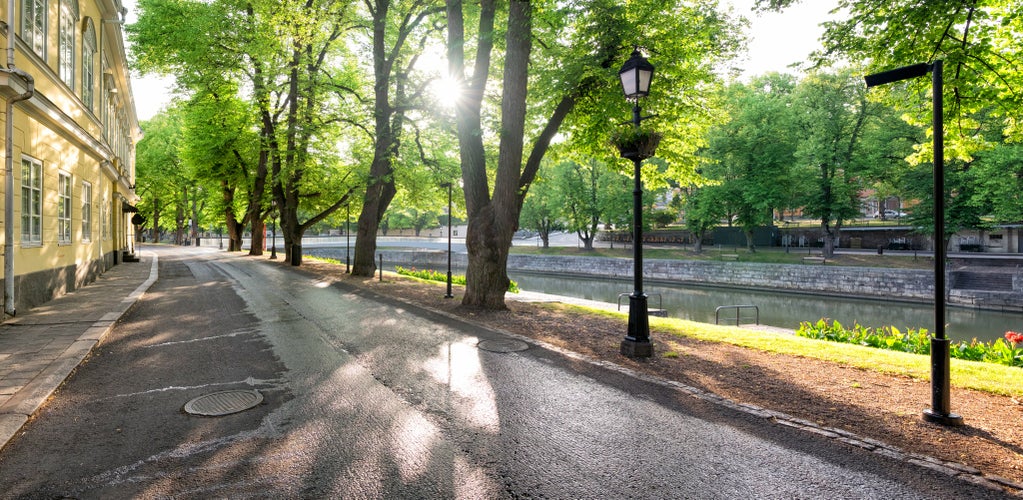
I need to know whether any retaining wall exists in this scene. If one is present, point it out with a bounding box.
[375,250,937,303]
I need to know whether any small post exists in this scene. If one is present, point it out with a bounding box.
[378,254,383,281]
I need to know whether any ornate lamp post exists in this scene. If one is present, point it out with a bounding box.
[866,60,962,426]
[441,182,454,299]
[617,49,656,358]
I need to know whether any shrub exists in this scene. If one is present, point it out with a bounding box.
[395,266,519,293]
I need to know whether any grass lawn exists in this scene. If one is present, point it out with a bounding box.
[573,304,1020,396]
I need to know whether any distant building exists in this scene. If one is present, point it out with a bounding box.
[0,0,139,316]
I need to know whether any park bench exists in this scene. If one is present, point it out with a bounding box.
[802,256,826,265]
[720,253,739,261]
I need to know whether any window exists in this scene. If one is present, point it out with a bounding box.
[81,181,92,242]
[59,0,79,89]
[21,0,47,59]
[58,173,72,244]
[82,19,96,110]
[21,157,42,244]
[101,193,109,240]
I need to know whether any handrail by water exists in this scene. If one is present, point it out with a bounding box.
[716,305,760,326]
[618,292,663,314]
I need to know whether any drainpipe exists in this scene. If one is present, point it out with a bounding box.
[3,0,36,317]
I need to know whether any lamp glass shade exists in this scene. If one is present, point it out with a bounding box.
[618,49,654,99]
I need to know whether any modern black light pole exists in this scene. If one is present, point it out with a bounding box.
[345,203,351,273]
[269,201,278,260]
[441,182,455,299]
[865,60,962,426]
[618,49,655,358]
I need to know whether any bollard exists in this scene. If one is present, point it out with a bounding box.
[378,254,383,281]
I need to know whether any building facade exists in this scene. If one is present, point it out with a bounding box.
[0,0,139,316]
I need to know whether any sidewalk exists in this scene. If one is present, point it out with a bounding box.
[0,249,157,450]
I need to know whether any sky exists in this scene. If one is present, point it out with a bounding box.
[125,0,841,121]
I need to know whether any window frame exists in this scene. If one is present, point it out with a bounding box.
[20,156,43,246]
[58,171,73,245]
[81,181,92,242]
[82,19,96,110]
[21,0,47,59]
[58,0,79,89]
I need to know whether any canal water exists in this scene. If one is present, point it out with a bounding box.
[508,271,1019,344]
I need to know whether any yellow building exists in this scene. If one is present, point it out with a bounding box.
[0,0,139,317]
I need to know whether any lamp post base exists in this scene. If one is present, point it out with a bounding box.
[921,408,963,426]
[620,338,653,357]
[922,337,964,426]
[621,294,652,358]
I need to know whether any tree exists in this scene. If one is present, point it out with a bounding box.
[682,186,724,253]
[351,0,447,275]
[135,109,187,244]
[518,172,559,249]
[550,159,604,250]
[762,0,1023,154]
[446,0,742,308]
[791,71,875,258]
[131,0,364,263]
[702,74,799,251]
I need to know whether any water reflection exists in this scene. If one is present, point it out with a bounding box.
[509,272,1020,343]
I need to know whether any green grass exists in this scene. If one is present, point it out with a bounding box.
[549,303,1021,397]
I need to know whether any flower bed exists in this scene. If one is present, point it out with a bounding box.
[797,319,1023,368]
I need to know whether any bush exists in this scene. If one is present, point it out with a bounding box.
[796,319,1023,368]
[395,266,519,293]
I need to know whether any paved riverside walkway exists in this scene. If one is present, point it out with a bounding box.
[0,250,157,449]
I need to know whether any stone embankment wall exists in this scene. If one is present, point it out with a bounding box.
[377,251,937,303]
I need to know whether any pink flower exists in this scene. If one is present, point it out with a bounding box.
[1006,331,1023,345]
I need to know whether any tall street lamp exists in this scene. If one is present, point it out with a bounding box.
[618,48,656,358]
[865,60,962,426]
[441,182,454,299]
[346,203,351,273]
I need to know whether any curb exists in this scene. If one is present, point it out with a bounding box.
[0,251,159,450]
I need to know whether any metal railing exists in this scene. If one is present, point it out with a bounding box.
[618,292,665,317]
[715,305,759,326]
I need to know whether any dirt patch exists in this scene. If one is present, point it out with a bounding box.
[297,259,1023,490]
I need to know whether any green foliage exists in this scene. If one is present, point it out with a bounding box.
[395,266,519,293]
[797,319,1023,368]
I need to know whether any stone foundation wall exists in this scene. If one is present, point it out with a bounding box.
[0,257,106,314]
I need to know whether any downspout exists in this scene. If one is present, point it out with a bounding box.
[3,0,36,317]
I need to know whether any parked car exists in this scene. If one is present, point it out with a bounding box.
[873,209,906,219]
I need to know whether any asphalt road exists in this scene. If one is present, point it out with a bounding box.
[0,246,1009,498]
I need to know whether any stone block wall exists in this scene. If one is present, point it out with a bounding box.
[377,250,937,303]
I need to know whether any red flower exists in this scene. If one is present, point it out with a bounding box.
[1006,331,1023,345]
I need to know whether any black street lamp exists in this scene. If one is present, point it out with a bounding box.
[866,60,962,426]
[618,48,655,358]
[346,203,351,273]
[441,182,454,299]
[270,201,278,260]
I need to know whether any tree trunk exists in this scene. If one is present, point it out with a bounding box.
[463,204,512,309]
[250,218,265,256]
[353,174,396,276]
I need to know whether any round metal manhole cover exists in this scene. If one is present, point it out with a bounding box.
[477,339,529,353]
[184,390,263,417]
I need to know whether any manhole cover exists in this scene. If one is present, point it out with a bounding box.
[184,390,263,416]
[477,339,529,353]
